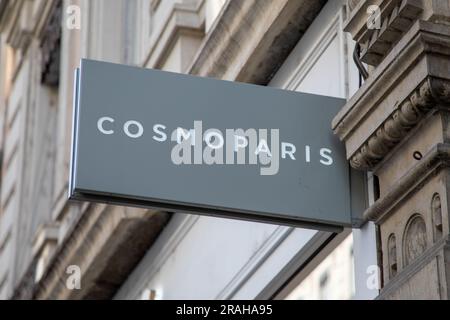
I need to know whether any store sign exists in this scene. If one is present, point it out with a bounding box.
[69,59,363,231]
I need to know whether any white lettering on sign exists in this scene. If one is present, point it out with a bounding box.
[152,124,167,142]
[124,120,144,139]
[97,117,114,135]
[96,117,335,176]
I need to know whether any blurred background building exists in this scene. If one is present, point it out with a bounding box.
[0,0,363,300]
[1,0,447,300]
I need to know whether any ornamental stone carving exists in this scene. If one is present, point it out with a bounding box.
[431,193,443,241]
[359,0,423,66]
[388,233,397,278]
[403,214,427,266]
[341,0,450,299]
[350,78,450,170]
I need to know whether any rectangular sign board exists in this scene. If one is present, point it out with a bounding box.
[70,59,359,231]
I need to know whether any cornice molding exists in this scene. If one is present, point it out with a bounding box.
[187,0,327,84]
[28,204,169,300]
[350,77,450,169]
[345,0,423,66]
[333,20,450,170]
[363,143,450,223]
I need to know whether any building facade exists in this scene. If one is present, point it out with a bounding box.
[0,0,448,300]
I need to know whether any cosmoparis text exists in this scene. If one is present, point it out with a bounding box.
[97,117,334,176]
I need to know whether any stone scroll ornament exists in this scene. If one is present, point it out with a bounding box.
[350,78,450,170]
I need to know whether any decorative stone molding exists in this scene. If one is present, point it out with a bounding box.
[374,152,450,296]
[377,237,450,299]
[342,0,450,300]
[32,223,60,283]
[363,143,450,223]
[402,214,428,266]
[350,78,450,169]
[188,0,327,84]
[364,0,422,66]
[17,204,169,300]
[333,20,450,171]
[345,0,450,71]
[344,0,423,66]
[40,0,61,87]
[32,224,60,258]
[142,0,206,70]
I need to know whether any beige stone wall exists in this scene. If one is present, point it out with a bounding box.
[0,0,172,300]
[334,0,450,299]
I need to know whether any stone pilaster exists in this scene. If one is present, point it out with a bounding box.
[334,0,450,299]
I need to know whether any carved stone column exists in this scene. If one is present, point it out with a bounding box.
[334,0,450,299]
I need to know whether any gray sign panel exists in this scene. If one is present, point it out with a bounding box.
[70,59,360,231]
